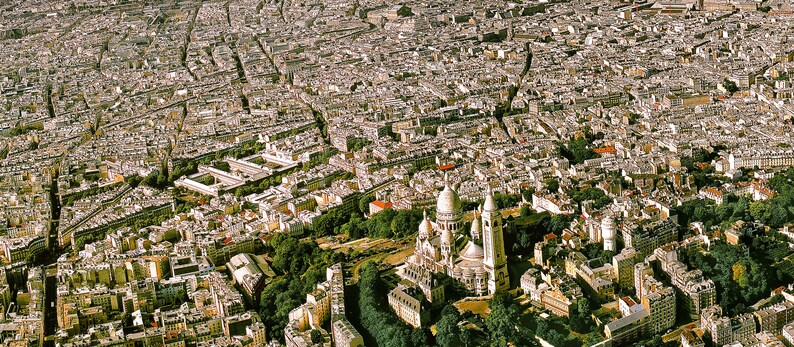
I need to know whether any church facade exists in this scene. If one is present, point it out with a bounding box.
[403,176,509,297]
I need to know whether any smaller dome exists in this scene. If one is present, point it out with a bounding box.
[460,241,484,261]
[472,215,481,231]
[418,210,433,238]
[440,226,452,245]
[470,213,481,238]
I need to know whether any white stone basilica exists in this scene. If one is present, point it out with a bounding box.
[403,175,509,296]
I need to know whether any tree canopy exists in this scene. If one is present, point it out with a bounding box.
[486,292,534,346]
[569,187,612,211]
[557,128,602,165]
[679,239,785,316]
[677,167,794,230]
[313,206,424,239]
[258,233,343,341]
[356,261,428,347]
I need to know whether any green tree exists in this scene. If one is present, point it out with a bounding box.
[558,132,599,165]
[391,210,423,238]
[367,209,397,238]
[493,193,522,209]
[535,318,548,337]
[570,187,613,211]
[521,188,535,202]
[341,214,366,239]
[506,212,551,256]
[486,293,529,345]
[359,194,375,214]
[578,298,591,317]
[259,278,299,339]
[156,172,167,187]
[310,329,323,344]
[544,178,559,193]
[127,175,142,187]
[258,235,340,343]
[723,79,739,94]
[569,298,593,333]
[749,201,767,221]
[348,137,372,152]
[489,337,509,347]
[356,261,421,347]
[460,327,474,347]
[436,305,461,347]
[544,214,573,234]
[411,329,429,346]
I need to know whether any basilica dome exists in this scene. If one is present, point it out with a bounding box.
[437,182,461,214]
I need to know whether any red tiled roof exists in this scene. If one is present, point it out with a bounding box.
[371,200,393,209]
[595,146,616,154]
[620,296,636,306]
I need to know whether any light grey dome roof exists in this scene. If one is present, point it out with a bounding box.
[471,213,481,233]
[460,241,484,261]
[418,210,433,237]
[483,187,497,212]
[437,177,461,214]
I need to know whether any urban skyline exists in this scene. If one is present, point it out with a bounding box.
[0,0,794,346]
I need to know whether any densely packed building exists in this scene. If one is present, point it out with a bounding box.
[0,0,793,346]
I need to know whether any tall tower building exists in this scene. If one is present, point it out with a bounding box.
[602,215,616,252]
[482,188,509,294]
[642,285,676,335]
